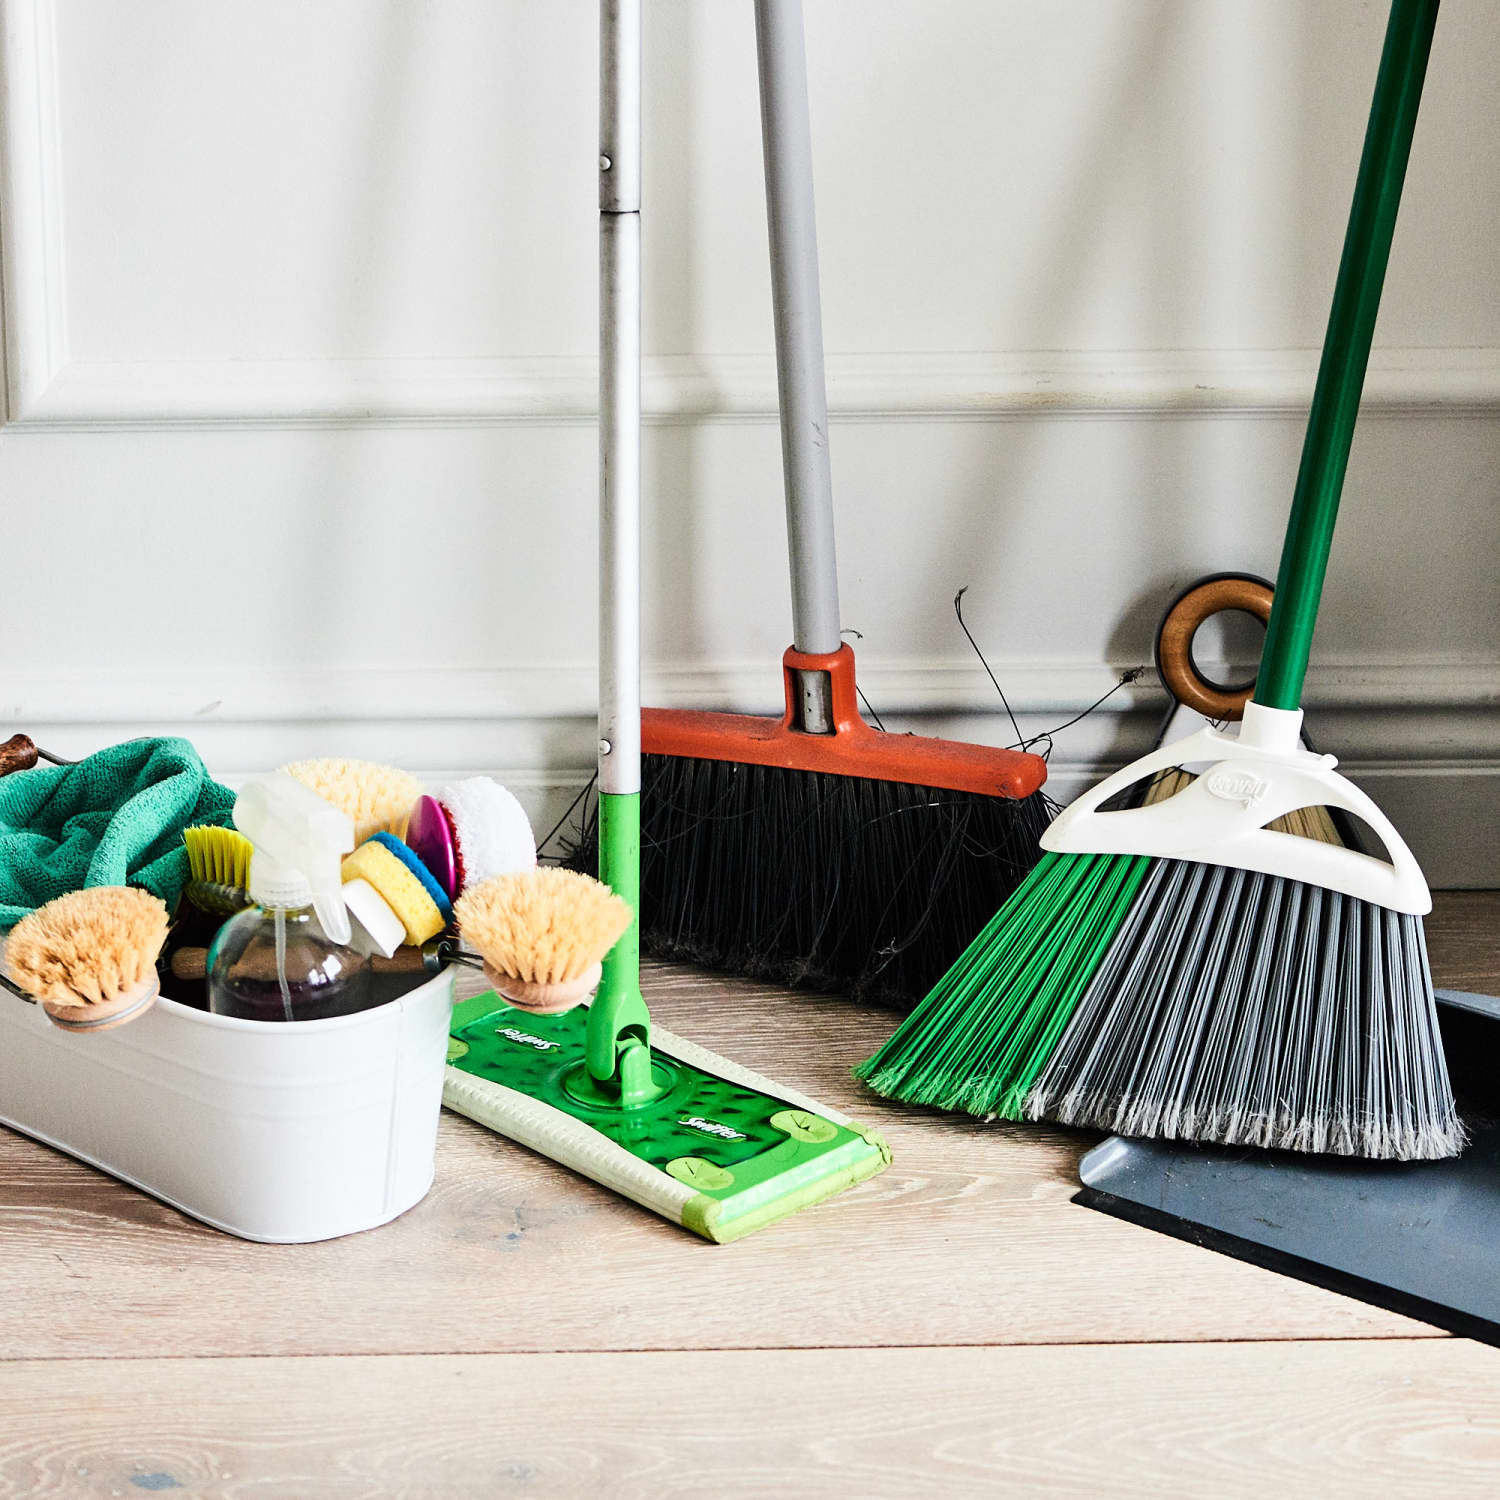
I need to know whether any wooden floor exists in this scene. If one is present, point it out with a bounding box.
[1,893,1498,1498]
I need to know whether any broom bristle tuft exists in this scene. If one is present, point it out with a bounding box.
[570,753,1052,1008]
[854,851,1151,1110]
[857,850,1463,1161]
[1023,859,1464,1161]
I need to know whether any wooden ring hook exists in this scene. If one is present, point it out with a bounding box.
[1153,574,1274,721]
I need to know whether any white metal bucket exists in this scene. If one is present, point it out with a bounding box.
[0,969,454,1242]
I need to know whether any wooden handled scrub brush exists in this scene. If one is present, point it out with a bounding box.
[441,0,890,1243]
[3,887,170,1031]
[456,869,632,1014]
[859,0,1459,1161]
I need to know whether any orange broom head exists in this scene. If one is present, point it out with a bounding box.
[642,644,1046,799]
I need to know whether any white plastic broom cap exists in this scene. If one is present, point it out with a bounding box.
[1041,702,1432,916]
[234,774,356,942]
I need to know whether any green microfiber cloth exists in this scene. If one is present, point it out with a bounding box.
[0,737,235,927]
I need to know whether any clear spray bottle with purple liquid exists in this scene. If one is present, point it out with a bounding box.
[207,774,373,1022]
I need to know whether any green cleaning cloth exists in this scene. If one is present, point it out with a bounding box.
[0,737,235,927]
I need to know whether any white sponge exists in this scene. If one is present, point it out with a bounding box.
[441,777,536,887]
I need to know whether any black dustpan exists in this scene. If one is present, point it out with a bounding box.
[1077,988,1500,1343]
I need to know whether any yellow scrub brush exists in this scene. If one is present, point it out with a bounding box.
[182,824,255,915]
[455,868,631,1015]
[280,758,423,843]
[3,887,170,1031]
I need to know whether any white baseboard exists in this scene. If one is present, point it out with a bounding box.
[8,657,1497,887]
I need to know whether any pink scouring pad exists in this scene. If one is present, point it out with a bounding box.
[406,795,461,901]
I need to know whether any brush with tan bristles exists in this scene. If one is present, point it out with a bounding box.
[278,757,423,843]
[455,868,632,1015]
[3,887,170,1032]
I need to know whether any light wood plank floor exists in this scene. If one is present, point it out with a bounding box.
[1,893,1497,1498]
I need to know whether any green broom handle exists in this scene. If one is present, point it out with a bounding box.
[1255,0,1438,712]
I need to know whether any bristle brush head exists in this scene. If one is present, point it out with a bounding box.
[454,868,631,1013]
[183,825,254,889]
[5,887,169,1031]
[279,758,424,843]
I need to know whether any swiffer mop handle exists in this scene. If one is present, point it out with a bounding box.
[1256,0,1437,711]
[592,0,653,1097]
[755,0,842,664]
[599,0,642,798]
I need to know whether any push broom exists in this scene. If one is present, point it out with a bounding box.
[441,0,890,1241]
[859,0,1462,1161]
[575,0,1050,1008]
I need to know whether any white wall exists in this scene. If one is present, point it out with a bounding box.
[3,0,1497,882]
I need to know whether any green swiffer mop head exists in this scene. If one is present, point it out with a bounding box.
[446,992,891,1244]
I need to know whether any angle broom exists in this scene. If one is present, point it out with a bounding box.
[858,0,1462,1161]
[574,0,1050,1008]
[441,0,890,1241]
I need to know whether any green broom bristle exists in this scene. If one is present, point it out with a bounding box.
[853,851,1151,1117]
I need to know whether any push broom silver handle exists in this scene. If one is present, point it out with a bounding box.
[599,0,641,797]
[755,0,843,684]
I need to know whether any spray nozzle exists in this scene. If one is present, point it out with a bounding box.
[233,774,355,943]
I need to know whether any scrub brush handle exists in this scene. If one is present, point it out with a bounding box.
[1256,0,1438,711]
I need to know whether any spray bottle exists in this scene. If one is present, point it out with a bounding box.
[207,774,373,1022]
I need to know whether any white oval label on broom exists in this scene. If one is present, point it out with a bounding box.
[1205,767,1270,808]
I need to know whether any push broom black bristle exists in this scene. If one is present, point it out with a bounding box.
[571,755,1053,1008]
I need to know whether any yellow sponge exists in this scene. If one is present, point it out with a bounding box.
[279,758,422,843]
[342,837,446,945]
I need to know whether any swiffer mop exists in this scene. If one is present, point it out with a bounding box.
[576,0,1050,1009]
[443,0,890,1242]
[859,0,1461,1160]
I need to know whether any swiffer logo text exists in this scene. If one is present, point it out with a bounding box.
[1204,767,1270,808]
[679,1116,747,1141]
[496,1026,559,1052]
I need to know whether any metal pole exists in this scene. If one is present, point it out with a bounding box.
[591,0,652,1098]
[599,0,642,797]
[754,0,842,729]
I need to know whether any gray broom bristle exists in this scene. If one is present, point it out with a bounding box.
[1024,858,1465,1161]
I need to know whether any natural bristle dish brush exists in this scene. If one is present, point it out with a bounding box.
[455,869,631,1014]
[3,887,170,1031]
[279,758,423,844]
